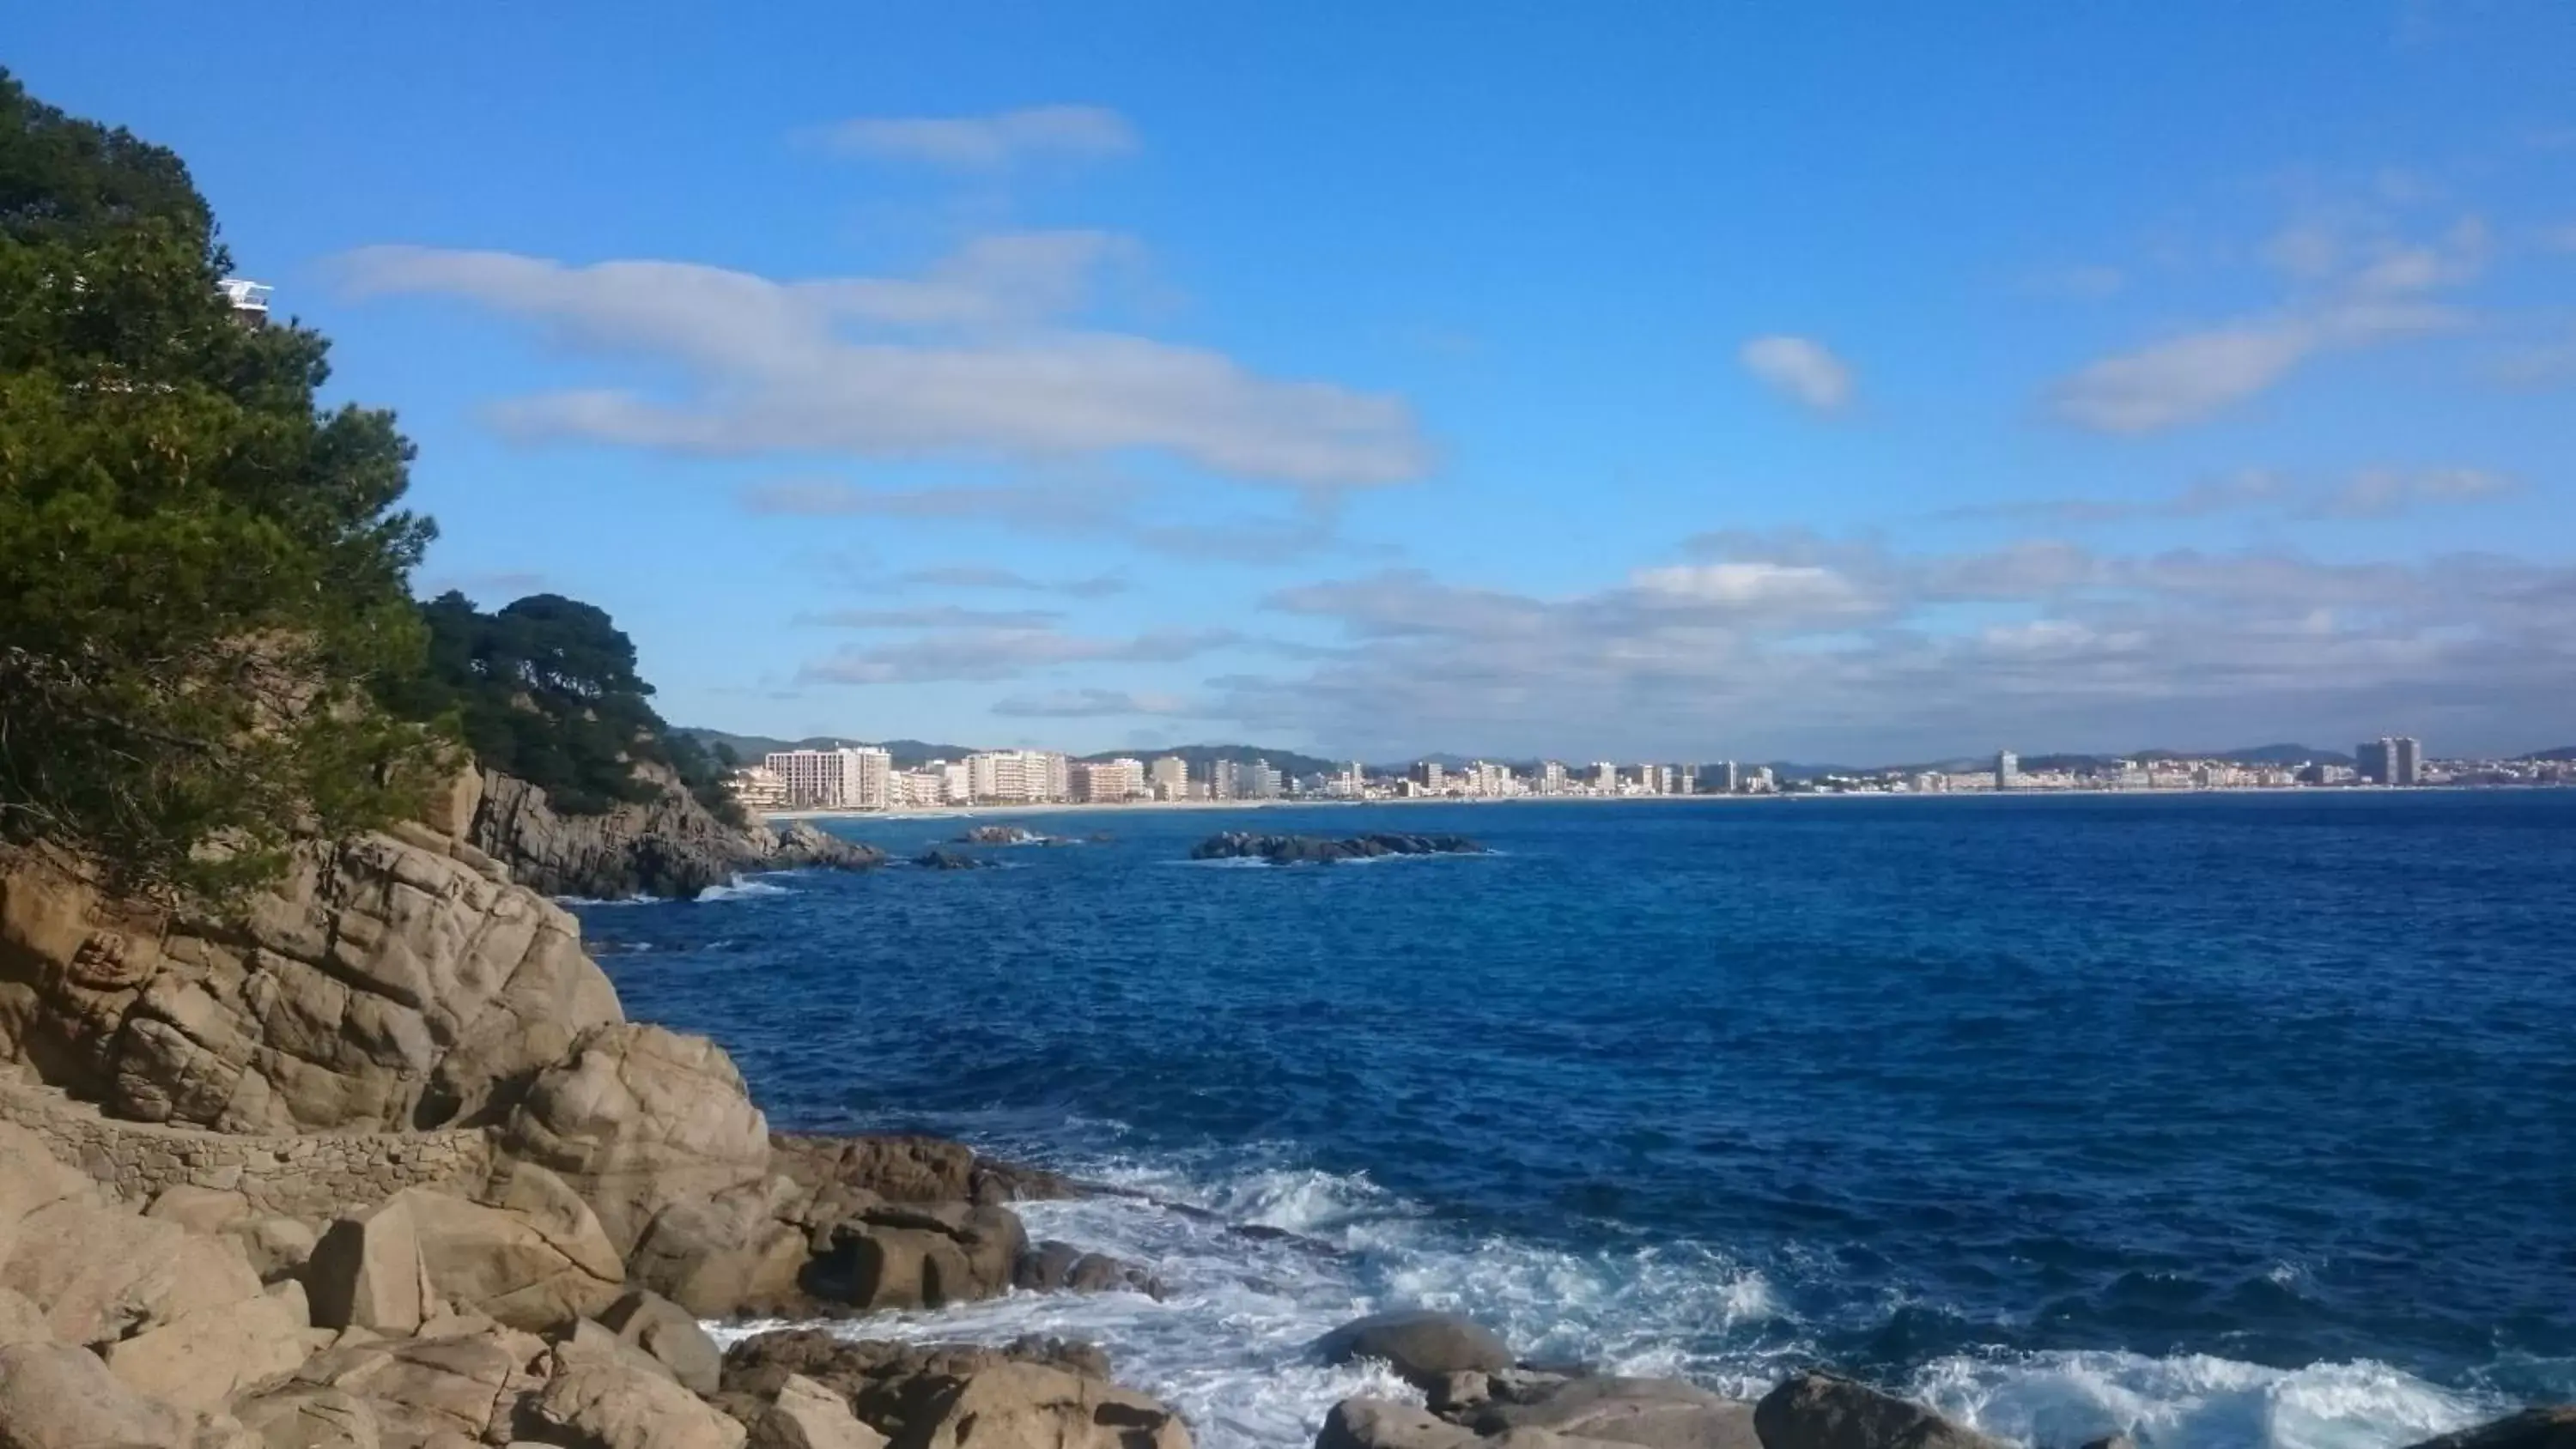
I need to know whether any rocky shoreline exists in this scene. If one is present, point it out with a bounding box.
[1188,833,1487,865]
[0,767,2561,1449]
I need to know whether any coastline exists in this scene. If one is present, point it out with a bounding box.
[756,782,2511,825]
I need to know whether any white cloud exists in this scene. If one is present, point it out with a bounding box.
[901,566,1128,598]
[799,627,1236,685]
[2056,214,2489,434]
[812,105,1137,170]
[795,605,1066,629]
[2050,300,2463,433]
[1738,335,1854,410]
[1937,468,2511,525]
[1211,537,2576,759]
[990,688,1198,718]
[337,241,1428,488]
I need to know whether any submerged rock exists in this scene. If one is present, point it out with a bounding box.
[1317,1310,1515,1386]
[2398,1408,2576,1449]
[957,826,1049,846]
[909,850,992,871]
[1190,833,1485,865]
[1750,1372,2005,1449]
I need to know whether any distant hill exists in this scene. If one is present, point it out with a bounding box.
[677,728,985,770]
[2521,746,2576,762]
[1081,743,1346,779]
[2134,743,2354,767]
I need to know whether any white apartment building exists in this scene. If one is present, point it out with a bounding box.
[1538,761,1568,795]
[1148,755,1189,801]
[764,747,892,809]
[726,766,789,810]
[1077,758,1146,803]
[1591,762,1618,792]
[967,749,1071,803]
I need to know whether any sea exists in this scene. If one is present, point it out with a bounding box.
[563,791,2576,1449]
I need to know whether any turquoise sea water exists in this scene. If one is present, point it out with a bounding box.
[569,791,2576,1449]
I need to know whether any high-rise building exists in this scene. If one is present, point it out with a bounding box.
[1242,760,1284,799]
[1711,761,1741,795]
[1539,761,1568,795]
[1591,761,1618,792]
[1148,755,1189,801]
[1995,750,2019,791]
[1076,758,1145,803]
[765,747,892,809]
[2358,737,2422,786]
[1411,761,1446,793]
[1207,759,1239,800]
[966,749,1069,803]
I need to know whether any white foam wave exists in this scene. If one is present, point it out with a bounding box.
[713,1153,2504,1449]
[1907,1349,2501,1449]
[554,893,669,906]
[694,876,794,903]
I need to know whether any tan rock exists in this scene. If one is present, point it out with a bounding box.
[629,1179,811,1319]
[0,1286,52,1347]
[0,1124,95,1263]
[398,1170,621,1333]
[291,1330,540,1449]
[102,1282,312,1410]
[749,1376,884,1449]
[230,1384,383,1449]
[149,1186,254,1236]
[306,1197,430,1336]
[908,1361,1188,1449]
[531,1337,749,1449]
[598,1289,720,1396]
[0,1198,208,1346]
[497,1024,771,1254]
[228,1216,324,1284]
[0,1341,196,1449]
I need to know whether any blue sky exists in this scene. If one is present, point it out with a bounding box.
[16,3,2576,759]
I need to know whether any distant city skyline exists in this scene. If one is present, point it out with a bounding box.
[17,6,2570,758]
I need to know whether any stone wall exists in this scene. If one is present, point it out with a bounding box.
[0,1071,488,1219]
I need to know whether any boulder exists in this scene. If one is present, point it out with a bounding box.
[289,1328,543,1449]
[398,1167,623,1332]
[496,1023,771,1254]
[769,1134,1072,1209]
[1467,1378,1759,1449]
[628,1179,811,1319]
[598,1289,722,1396]
[0,1124,94,1264]
[2397,1409,2576,1449]
[902,1360,1188,1449]
[230,1385,383,1449]
[228,1216,324,1285]
[1011,1242,1161,1299]
[147,1186,253,1237]
[0,1340,197,1449]
[1749,1373,2004,1449]
[749,1375,886,1449]
[529,1336,748,1449]
[800,1205,1026,1312]
[717,1334,1115,1438]
[306,1197,432,1335]
[0,1287,52,1348]
[102,1282,313,1410]
[2,831,623,1135]
[1,1198,261,1348]
[1318,1312,1516,1387]
[1317,1399,1480,1449]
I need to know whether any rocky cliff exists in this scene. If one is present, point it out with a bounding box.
[471,768,884,901]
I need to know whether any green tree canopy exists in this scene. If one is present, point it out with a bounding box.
[383,591,739,822]
[0,70,438,899]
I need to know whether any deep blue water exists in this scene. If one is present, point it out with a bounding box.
[571,792,2576,1449]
